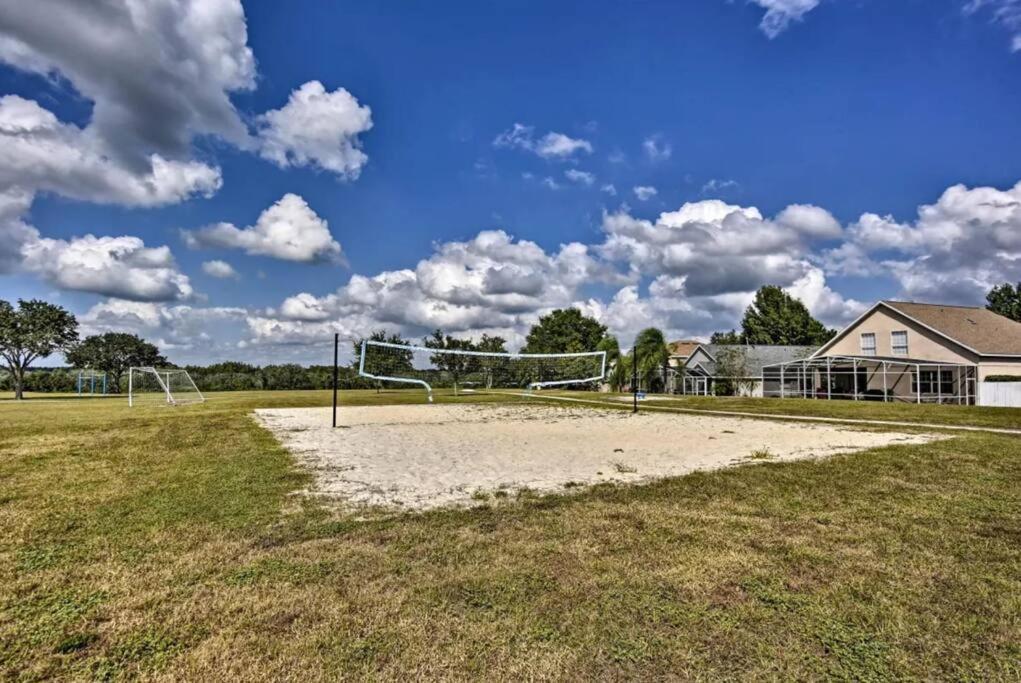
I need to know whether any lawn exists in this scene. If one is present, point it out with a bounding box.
[1,390,1019,680]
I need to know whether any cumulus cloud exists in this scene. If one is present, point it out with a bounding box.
[633,186,658,201]
[0,95,222,207]
[749,0,822,38]
[493,123,592,160]
[601,184,618,196]
[0,0,255,166]
[21,234,193,301]
[824,180,1021,303]
[257,81,373,180]
[184,193,344,264]
[80,299,247,356]
[202,260,239,279]
[564,169,595,186]
[642,135,672,162]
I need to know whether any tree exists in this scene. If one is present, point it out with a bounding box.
[424,329,477,389]
[597,335,628,391]
[740,286,836,345]
[351,330,414,371]
[713,346,755,396]
[710,329,744,345]
[66,333,165,393]
[475,333,507,388]
[633,327,671,393]
[522,308,608,354]
[0,299,78,400]
[986,282,1021,322]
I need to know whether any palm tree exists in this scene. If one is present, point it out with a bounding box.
[597,335,627,391]
[633,327,670,393]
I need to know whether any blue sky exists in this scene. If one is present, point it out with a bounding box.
[2,0,1021,365]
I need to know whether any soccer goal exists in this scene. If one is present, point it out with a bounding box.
[358,340,606,402]
[128,367,205,407]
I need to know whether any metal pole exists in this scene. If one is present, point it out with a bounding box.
[780,364,785,399]
[883,361,888,402]
[853,359,859,401]
[916,363,921,404]
[632,346,638,414]
[827,358,832,400]
[937,364,942,404]
[128,368,133,407]
[332,333,339,428]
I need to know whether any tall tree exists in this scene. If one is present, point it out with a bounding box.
[710,329,744,345]
[352,330,414,371]
[597,335,627,391]
[0,299,78,400]
[633,327,671,392]
[740,286,835,345]
[986,282,1021,322]
[522,308,608,354]
[66,333,165,393]
[424,329,477,389]
[475,333,507,388]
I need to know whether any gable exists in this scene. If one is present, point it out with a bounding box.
[816,305,977,363]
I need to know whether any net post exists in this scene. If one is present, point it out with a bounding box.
[332,333,339,428]
[128,367,133,407]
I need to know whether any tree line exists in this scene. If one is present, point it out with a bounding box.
[6,282,1021,399]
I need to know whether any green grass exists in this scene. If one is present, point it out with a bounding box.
[1,389,1019,680]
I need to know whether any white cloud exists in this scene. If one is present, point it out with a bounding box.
[202,260,239,279]
[184,193,344,264]
[0,0,255,165]
[601,184,618,196]
[0,95,222,207]
[825,180,1021,303]
[21,234,193,302]
[642,135,672,162]
[564,169,595,186]
[493,123,592,160]
[749,0,821,38]
[633,186,658,201]
[965,0,1021,51]
[701,178,740,194]
[542,177,561,190]
[80,299,247,356]
[257,81,373,180]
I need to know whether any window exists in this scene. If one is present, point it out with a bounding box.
[913,370,954,395]
[860,333,876,356]
[891,330,908,356]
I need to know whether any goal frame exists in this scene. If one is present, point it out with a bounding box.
[127,366,205,407]
[357,339,607,402]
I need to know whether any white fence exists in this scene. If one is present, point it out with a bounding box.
[978,381,1021,408]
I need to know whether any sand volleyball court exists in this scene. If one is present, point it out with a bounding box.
[256,402,937,511]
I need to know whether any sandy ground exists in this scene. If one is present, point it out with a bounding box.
[255,403,937,511]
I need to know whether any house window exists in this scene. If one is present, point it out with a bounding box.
[891,330,908,356]
[912,370,954,395]
[860,333,876,356]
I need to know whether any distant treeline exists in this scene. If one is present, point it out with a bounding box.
[1,363,380,394]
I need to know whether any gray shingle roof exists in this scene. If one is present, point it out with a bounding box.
[701,344,818,375]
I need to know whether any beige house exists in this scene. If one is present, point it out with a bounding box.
[762,301,1021,405]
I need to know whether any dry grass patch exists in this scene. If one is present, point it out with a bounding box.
[0,390,1019,680]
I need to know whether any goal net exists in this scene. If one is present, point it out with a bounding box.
[128,367,205,407]
[358,340,606,402]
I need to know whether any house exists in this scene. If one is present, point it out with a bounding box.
[668,340,818,396]
[761,301,1021,406]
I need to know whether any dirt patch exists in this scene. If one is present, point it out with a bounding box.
[255,403,938,511]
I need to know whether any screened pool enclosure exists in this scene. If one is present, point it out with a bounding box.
[761,355,977,404]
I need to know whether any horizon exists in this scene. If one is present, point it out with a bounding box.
[2,0,1021,367]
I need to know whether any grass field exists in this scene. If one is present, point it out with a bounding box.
[2,390,1019,680]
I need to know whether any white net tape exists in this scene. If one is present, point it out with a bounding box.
[358,340,606,402]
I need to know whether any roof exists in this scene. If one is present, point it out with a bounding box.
[705,344,820,374]
[881,301,1021,356]
[667,340,703,359]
